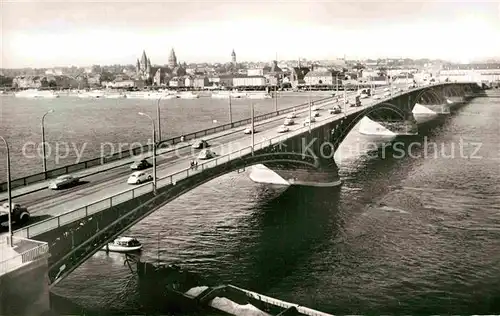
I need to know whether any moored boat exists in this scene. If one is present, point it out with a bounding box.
[102,237,142,253]
[177,92,199,99]
[78,90,105,98]
[230,91,247,98]
[211,91,231,99]
[15,89,59,98]
[104,92,127,99]
[247,92,272,99]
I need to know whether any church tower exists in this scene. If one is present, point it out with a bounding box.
[146,58,152,78]
[136,59,141,74]
[231,49,236,64]
[141,50,148,69]
[168,48,177,68]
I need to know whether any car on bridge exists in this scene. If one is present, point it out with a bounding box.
[312,110,320,117]
[329,105,341,114]
[286,112,297,119]
[130,159,152,170]
[244,127,255,134]
[127,171,152,185]
[48,174,80,190]
[303,116,316,126]
[311,106,319,111]
[191,139,209,149]
[283,118,294,126]
[197,149,217,160]
[0,203,30,229]
[373,94,381,100]
[277,125,290,133]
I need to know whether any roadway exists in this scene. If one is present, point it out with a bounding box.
[2,85,406,230]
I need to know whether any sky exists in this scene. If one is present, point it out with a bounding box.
[1,0,500,68]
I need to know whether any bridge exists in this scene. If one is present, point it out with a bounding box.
[0,82,481,292]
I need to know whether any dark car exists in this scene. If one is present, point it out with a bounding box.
[130,159,153,170]
[0,203,30,229]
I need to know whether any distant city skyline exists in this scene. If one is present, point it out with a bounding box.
[2,0,500,68]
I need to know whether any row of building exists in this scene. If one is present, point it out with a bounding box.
[11,67,385,90]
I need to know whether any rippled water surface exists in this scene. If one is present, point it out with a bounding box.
[6,95,500,314]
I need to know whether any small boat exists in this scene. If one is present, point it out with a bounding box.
[247,93,272,99]
[103,237,142,253]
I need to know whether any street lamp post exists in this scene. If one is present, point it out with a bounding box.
[156,97,163,142]
[274,82,278,112]
[250,103,255,155]
[308,84,312,133]
[138,112,157,195]
[336,73,339,95]
[41,109,54,177]
[229,94,233,125]
[0,136,12,247]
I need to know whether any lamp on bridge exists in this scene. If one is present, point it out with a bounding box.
[41,109,54,177]
[0,136,13,247]
[156,96,163,142]
[250,103,255,155]
[138,112,157,195]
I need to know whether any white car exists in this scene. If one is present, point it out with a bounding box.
[312,110,320,117]
[244,127,255,134]
[384,91,391,97]
[197,149,217,160]
[286,112,297,119]
[277,125,289,133]
[191,139,209,149]
[373,94,381,99]
[283,118,294,126]
[48,174,80,190]
[311,106,318,111]
[127,171,152,185]
[303,117,316,126]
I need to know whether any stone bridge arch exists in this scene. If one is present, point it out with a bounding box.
[413,87,447,106]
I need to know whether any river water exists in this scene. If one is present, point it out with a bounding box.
[3,94,500,314]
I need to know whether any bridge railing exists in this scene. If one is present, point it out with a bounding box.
[0,96,335,193]
[12,82,466,239]
[0,236,49,275]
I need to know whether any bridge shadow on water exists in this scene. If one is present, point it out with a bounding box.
[212,185,342,295]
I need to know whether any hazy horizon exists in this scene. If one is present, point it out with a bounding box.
[2,0,500,68]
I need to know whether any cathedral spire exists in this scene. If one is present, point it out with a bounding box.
[168,48,177,68]
[141,50,148,67]
[231,49,236,64]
